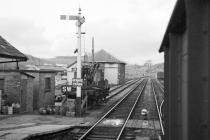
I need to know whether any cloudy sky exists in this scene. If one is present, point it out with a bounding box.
[0,0,176,65]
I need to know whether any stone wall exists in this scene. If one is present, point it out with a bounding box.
[0,72,21,105]
[38,72,55,108]
[0,72,34,113]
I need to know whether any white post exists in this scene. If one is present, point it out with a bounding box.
[77,9,82,98]
[75,8,82,116]
[60,8,85,116]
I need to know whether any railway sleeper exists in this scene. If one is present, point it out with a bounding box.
[90,131,119,136]
[87,134,116,139]
[87,138,115,140]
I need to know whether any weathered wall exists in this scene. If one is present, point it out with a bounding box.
[185,1,210,139]
[167,30,188,140]
[163,1,210,140]
[0,72,34,113]
[104,63,118,85]
[28,72,40,110]
[0,72,21,105]
[163,47,169,140]
[38,72,55,108]
[26,78,34,112]
[26,72,56,110]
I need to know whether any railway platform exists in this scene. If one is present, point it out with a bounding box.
[0,115,84,140]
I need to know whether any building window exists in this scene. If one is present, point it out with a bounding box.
[45,77,51,92]
[0,79,4,94]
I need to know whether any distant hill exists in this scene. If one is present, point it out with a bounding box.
[19,55,77,68]
[45,56,77,67]
[151,63,164,72]
[125,63,164,79]
[125,64,146,79]
[0,53,163,80]
[25,55,55,65]
[0,54,74,69]
[18,55,56,69]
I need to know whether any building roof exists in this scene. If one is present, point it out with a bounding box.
[20,72,35,78]
[67,61,92,68]
[67,49,126,68]
[0,69,58,73]
[67,61,77,68]
[92,49,125,64]
[25,65,65,72]
[0,70,34,78]
[159,0,186,52]
[0,36,28,62]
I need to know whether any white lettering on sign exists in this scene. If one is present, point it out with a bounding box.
[72,78,83,86]
[61,85,72,93]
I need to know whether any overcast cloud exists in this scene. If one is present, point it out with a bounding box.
[0,0,176,65]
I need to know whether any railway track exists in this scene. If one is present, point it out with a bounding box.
[76,79,147,140]
[106,79,139,100]
[75,78,164,140]
[109,80,134,92]
[151,79,164,136]
[151,79,164,122]
[27,78,164,140]
[119,79,164,139]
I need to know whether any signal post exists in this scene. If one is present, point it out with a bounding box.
[60,8,85,117]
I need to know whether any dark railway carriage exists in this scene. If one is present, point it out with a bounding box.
[159,0,210,140]
[157,72,164,81]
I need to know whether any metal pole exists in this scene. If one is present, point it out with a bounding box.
[60,8,85,117]
[75,8,82,117]
[92,37,94,64]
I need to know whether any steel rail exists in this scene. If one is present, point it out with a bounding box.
[116,79,148,140]
[151,79,165,135]
[154,79,164,118]
[109,79,134,92]
[78,79,145,140]
[155,79,164,92]
[107,79,139,99]
[160,100,164,117]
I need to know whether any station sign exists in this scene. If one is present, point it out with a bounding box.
[61,85,72,93]
[72,78,83,86]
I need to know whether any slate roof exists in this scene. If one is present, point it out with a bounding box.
[0,36,27,61]
[67,61,77,68]
[67,49,126,67]
[92,49,125,64]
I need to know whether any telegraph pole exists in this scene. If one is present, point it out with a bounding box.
[60,8,85,117]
